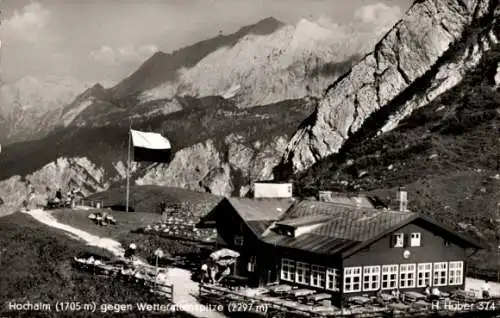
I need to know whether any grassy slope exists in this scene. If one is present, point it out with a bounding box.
[53,185,223,259]
[87,185,222,215]
[0,213,194,317]
[50,209,209,262]
[294,35,500,270]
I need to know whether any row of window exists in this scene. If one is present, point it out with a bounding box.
[344,262,464,293]
[281,259,341,291]
[280,259,464,293]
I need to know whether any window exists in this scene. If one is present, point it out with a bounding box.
[280,258,295,281]
[381,265,398,290]
[247,256,256,273]
[449,261,464,285]
[310,265,325,288]
[391,233,404,248]
[417,263,432,287]
[399,264,416,288]
[234,235,244,246]
[296,262,310,285]
[363,266,380,291]
[410,233,421,247]
[433,262,448,286]
[326,268,340,291]
[344,267,362,293]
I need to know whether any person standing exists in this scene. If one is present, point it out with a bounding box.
[210,264,217,284]
[201,263,208,283]
[482,280,491,299]
[424,285,431,297]
[124,243,137,260]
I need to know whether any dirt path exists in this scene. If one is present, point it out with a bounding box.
[28,209,124,256]
[26,209,226,318]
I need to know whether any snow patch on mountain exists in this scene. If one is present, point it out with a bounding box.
[138,17,397,108]
[61,99,94,127]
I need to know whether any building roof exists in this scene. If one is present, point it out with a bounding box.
[261,232,359,255]
[318,192,377,209]
[280,201,414,241]
[196,197,293,235]
[254,180,292,184]
[226,197,293,221]
[262,200,484,257]
[247,220,275,236]
[199,197,484,258]
[276,214,334,227]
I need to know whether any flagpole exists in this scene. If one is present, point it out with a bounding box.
[126,122,131,213]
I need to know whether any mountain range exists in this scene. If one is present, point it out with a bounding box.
[0,15,382,214]
[0,0,499,272]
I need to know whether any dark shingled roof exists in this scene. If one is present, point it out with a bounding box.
[261,200,416,251]
[247,220,275,236]
[276,214,334,227]
[261,232,359,255]
[262,200,484,256]
[200,197,484,257]
[318,192,377,209]
[226,197,294,221]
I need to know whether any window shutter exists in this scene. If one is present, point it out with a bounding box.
[390,235,395,248]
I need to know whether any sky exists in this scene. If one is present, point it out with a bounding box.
[0,0,412,84]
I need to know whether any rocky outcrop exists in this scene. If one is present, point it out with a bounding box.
[0,157,108,217]
[280,0,499,174]
[136,134,289,196]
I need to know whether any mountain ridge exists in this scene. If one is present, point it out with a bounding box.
[109,17,286,99]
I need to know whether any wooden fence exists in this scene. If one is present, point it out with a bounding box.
[148,280,174,302]
[467,266,500,283]
[199,284,500,318]
[74,259,174,302]
[75,199,104,209]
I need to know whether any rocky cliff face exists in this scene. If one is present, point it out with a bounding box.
[136,134,288,196]
[0,76,94,144]
[280,0,499,174]
[0,134,289,215]
[0,96,315,214]
[0,157,109,217]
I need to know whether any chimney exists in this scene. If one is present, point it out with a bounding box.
[397,187,408,212]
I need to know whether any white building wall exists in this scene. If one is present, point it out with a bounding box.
[253,183,292,198]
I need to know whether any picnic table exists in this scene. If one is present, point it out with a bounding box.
[306,293,331,303]
[270,284,293,295]
[413,300,432,308]
[348,296,372,305]
[225,275,248,285]
[452,289,476,301]
[289,288,315,298]
[388,303,410,311]
[403,291,427,302]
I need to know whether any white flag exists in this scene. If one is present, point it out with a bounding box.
[130,129,171,163]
